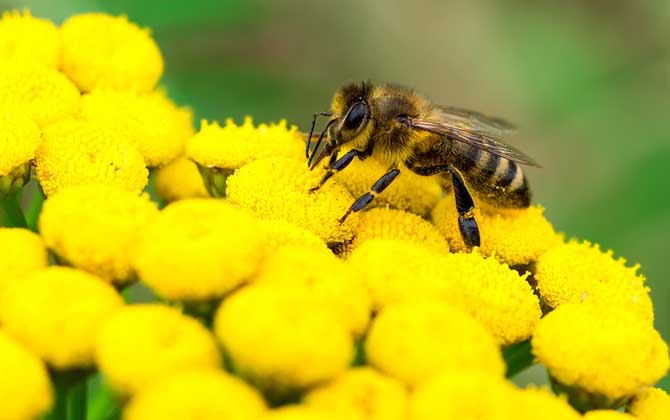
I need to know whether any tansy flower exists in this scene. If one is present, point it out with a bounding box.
[0,267,123,369]
[80,90,194,167]
[95,304,221,396]
[532,303,669,409]
[583,411,636,420]
[0,10,60,69]
[627,387,670,419]
[259,219,329,254]
[0,64,80,127]
[257,406,339,420]
[432,197,561,265]
[214,285,353,400]
[513,387,581,420]
[304,367,408,420]
[0,228,46,291]
[0,330,53,420]
[0,112,40,197]
[153,156,208,204]
[60,13,163,92]
[39,185,158,284]
[34,118,148,197]
[123,369,266,420]
[227,157,359,244]
[132,199,265,301]
[534,240,653,322]
[365,300,505,387]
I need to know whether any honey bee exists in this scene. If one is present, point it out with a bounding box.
[306,81,539,247]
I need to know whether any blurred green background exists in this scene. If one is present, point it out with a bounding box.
[3,0,668,387]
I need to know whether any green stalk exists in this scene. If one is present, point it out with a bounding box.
[43,371,89,420]
[1,192,27,228]
[68,379,87,420]
[502,339,534,378]
[25,186,45,232]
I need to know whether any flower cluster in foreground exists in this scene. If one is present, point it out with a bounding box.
[0,9,668,420]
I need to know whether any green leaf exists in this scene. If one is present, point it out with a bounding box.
[503,339,534,378]
[1,192,27,228]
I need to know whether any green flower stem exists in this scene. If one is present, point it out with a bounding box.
[44,371,89,420]
[87,374,122,420]
[25,186,45,232]
[1,191,27,228]
[502,339,534,378]
[68,379,87,420]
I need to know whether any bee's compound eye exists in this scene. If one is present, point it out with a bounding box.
[342,102,369,131]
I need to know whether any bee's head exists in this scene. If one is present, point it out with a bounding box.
[331,81,373,145]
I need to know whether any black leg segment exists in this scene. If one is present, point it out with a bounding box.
[339,168,400,223]
[310,148,369,193]
[305,112,333,159]
[449,167,480,247]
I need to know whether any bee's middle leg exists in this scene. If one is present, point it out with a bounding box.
[448,166,480,248]
[338,168,400,224]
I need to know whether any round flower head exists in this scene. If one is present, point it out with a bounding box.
[365,300,505,387]
[0,10,60,68]
[0,112,40,178]
[0,64,79,127]
[80,90,193,167]
[227,157,358,243]
[304,367,408,420]
[153,156,208,204]
[132,199,265,301]
[513,387,580,420]
[123,369,266,420]
[259,219,329,254]
[532,303,669,408]
[628,387,670,419]
[534,240,653,322]
[96,304,221,396]
[0,266,123,369]
[60,13,163,92]
[39,185,158,284]
[432,197,561,265]
[214,285,353,400]
[583,411,636,420]
[0,330,53,420]
[257,406,339,420]
[0,228,47,291]
[35,118,148,197]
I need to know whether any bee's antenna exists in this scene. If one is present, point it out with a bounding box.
[308,118,337,168]
[306,112,333,160]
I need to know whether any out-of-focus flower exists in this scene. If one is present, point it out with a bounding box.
[123,369,266,420]
[0,330,53,420]
[259,219,329,254]
[34,118,148,197]
[0,228,47,293]
[227,157,359,243]
[513,387,581,420]
[432,197,561,265]
[214,285,353,399]
[534,240,653,322]
[532,303,669,410]
[0,10,60,68]
[304,367,408,420]
[60,13,163,92]
[0,112,40,197]
[583,411,636,420]
[0,267,123,369]
[627,387,670,419]
[80,90,193,167]
[257,406,339,420]
[365,300,505,387]
[39,185,158,284]
[153,156,208,204]
[132,199,265,301]
[95,304,221,396]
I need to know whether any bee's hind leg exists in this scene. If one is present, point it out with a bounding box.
[338,168,400,224]
[449,166,480,248]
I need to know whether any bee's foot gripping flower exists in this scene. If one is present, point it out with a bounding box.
[0,112,40,198]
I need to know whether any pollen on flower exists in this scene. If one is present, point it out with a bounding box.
[0,267,123,369]
[259,219,329,254]
[226,157,359,244]
[95,304,221,396]
[0,228,46,292]
[0,112,40,178]
[627,387,670,419]
[153,156,209,204]
[39,185,158,284]
[60,13,163,92]
[0,10,60,69]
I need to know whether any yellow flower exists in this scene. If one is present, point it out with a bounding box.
[0,267,123,369]
[583,411,636,420]
[60,13,163,92]
[432,197,561,265]
[0,112,40,177]
[532,303,669,407]
[95,304,221,396]
[153,156,208,204]
[123,369,266,420]
[80,90,193,167]
[0,10,60,69]
[214,285,353,399]
[0,64,80,127]
[257,406,340,420]
[365,300,505,387]
[304,367,408,420]
[0,228,47,292]
[34,118,148,197]
[227,157,358,244]
[534,240,653,322]
[132,199,265,301]
[627,387,670,419]
[513,387,580,420]
[259,219,329,254]
[39,185,158,284]
[0,330,53,420]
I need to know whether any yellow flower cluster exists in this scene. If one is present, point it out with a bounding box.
[0,228,47,291]
[0,10,60,68]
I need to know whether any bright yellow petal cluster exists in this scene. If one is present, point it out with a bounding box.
[532,303,669,401]
[534,240,653,322]
[0,10,60,69]
[583,411,636,420]
[132,199,265,301]
[39,185,158,284]
[227,157,359,243]
[0,228,47,291]
[61,13,163,92]
[0,267,123,369]
[0,330,53,420]
[365,300,505,387]
[432,197,561,265]
[628,387,670,419]
[124,369,266,420]
[259,219,329,254]
[0,112,40,177]
[304,367,408,420]
[95,304,221,396]
[80,89,193,167]
[153,156,208,204]
[258,406,339,420]
[35,118,148,197]
[513,387,581,420]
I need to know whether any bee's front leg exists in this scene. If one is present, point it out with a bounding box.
[448,166,480,248]
[338,168,400,223]
[309,148,362,193]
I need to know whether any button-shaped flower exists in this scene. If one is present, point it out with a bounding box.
[0,10,60,68]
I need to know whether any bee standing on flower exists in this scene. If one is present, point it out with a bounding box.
[306,82,539,247]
